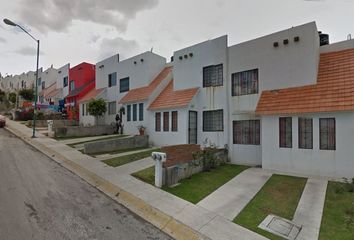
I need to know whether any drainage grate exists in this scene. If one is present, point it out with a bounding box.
[259,215,302,240]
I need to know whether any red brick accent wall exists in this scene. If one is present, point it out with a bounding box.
[162,144,201,168]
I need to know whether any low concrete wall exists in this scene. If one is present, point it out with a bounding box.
[54,125,115,138]
[27,119,78,128]
[84,135,149,154]
[162,147,228,187]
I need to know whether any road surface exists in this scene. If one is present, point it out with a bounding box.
[0,128,173,240]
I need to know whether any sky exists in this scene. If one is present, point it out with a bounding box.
[0,0,354,76]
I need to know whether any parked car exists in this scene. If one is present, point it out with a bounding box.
[0,115,5,128]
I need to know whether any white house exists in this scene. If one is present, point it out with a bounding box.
[80,51,166,127]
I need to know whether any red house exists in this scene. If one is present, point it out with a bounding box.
[65,62,95,120]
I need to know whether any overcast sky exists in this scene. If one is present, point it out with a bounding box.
[1,0,353,76]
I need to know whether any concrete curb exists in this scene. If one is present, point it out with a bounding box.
[5,125,209,240]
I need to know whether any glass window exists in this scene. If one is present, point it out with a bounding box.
[108,101,116,115]
[138,103,144,121]
[127,105,131,122]
[82,104,85,116]
[203,64,223,87]
[279,117,292,148]
[320,118,336,150]
[132,104,137,121]
[172,111,178,132]
[41,81,45,90]
[233,120,260,145]
[120,77,130,93]
[63,76,68,87]
[203,110,223,132]
[231,69,259,96]
[155,112,161,131]
[163,112,169,131]
[298,118,313,149]
[70,80,75,92]
[108,72,117,87]
[38,77,42,86]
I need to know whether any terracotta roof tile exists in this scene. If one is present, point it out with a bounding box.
[79,88,106,103]
[39,83,56,97]
[148,80,199,110]
[119,66,172,104]
[256,49,354,115]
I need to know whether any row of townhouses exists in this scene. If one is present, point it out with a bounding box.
[1,21,354,179]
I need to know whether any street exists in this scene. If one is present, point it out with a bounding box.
[0,128,172,240]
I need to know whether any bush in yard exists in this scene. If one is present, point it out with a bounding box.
[87,98,107,125]
[8,92,17,104]
[18,89,34,101]
[0,90,5,102]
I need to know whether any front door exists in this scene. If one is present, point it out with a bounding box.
[188,111,197,144]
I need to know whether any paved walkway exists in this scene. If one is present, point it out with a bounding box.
[198,168,272,220]
[293,178,328,240]
[5,119,268,240]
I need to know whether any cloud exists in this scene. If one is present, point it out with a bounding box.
[0,37,6,43]
[15,46,44,56]
[98,36,139,60]
[18,0,159,33]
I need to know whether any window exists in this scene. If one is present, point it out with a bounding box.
[231,69,259,96]
[132,104,137,121]
[120,77,130,93]
[155,112,161,131]
[163,112,169,131]
[70,80,75,92]
[279,117,292,148]
[138,103,144,121]
[41,81,45,90]
[172,111,178,132]
[38,77,42,86]
[85,104,89,116]
[108,72,117,87]
[82,104,85,116]
[127,105,131,121]
[63,76,68,87]
[203,110,223,132]
[108,101,116,115]
[298,118,313,149]
[320,118,336,150]
[233,120,260,145]
[203,64,223,87]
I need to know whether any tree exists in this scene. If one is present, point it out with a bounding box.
[87,98,107,126]
[19,88,34,101]
[0,90,5,102]
[8,92,17,104]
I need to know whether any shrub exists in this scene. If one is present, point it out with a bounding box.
[87,98,107,125]
[18,89,34,101]
[8,92,17,104]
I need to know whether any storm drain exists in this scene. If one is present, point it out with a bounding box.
[258,215,302,240]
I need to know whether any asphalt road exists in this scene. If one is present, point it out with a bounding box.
[0,128,173,240]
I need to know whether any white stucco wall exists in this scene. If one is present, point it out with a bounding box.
[95,52,166,125]
[57,64,70,98]
[147,108,189,147]
[172,36,229,148]
[262,112,354,178]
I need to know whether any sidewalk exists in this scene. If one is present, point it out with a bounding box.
[197,168,272,220]
[5,119,267,240]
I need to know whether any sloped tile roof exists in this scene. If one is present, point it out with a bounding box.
[46,88,62,99]
[119,66,172,104]
[256,49,354,115]
[148,80,199,110]
[39,83,56,97]
[67,80,94,98]
[79,88,106,103]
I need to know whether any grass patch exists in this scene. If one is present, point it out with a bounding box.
[132,164,249,204]
[234,174,307,240]
[67,135,127,148]
[319,181,354,240]
[102,148,160,167]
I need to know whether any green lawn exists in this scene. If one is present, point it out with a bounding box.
[319,181,354,240]
[234,174,307,240]
[88,146,148,156]
[102,148,160,167]
[132,164,249,204]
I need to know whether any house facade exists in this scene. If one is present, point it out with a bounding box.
[66,62,96,120]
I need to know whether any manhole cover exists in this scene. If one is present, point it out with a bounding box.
[259,215,302,240]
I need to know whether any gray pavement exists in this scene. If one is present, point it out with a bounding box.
[0,129,172,240]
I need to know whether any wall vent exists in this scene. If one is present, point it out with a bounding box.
[273,42,279,47]
[283,39,289,45]
[294,36,300,42]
